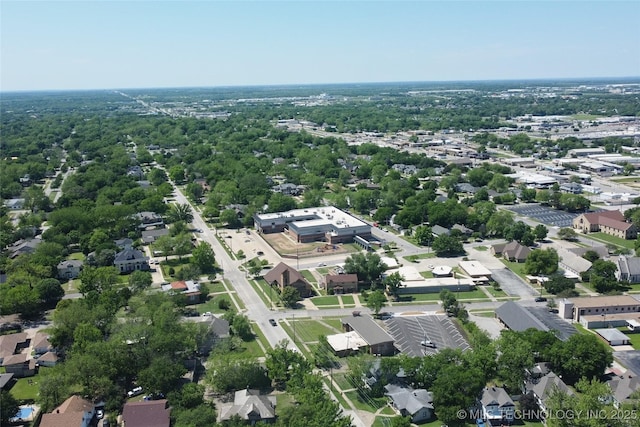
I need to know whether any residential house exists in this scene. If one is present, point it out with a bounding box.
[391,164,418,175]
[606,374,640,408]
[573,210,637,240]
[136,211,164,229]
[57,259,83,280]
[122,399,171,427]
[115,238,134,250]
[0,373,15,391]
[4,198,25,210]
[341,314,395,356]
[324,273,358,294]
[190,315,230,356]
[193,178,211,191]
[218,389,276,425]
[384,384,434,423]
[491,241,531,263]
[431,225,450,237]
[0,333,29,364]
[7,238,42,259]
[616,256,640,284]
[141,228,170,244]
[2,353,36,378]
[273,182,303,196]
[480,386,515,424]
[455,183,478,194]
[32,333,53,356]
[264,262,312,298]
[161,280,201,304]
[452,223,473,237]
[127,165,144,179]
[37,351,59,367]
[113,248,149,273]
[526,372,573,414]
[40,395,96,427]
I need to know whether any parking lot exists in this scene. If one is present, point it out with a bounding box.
[505,204,580,228]
[385,315,470,357]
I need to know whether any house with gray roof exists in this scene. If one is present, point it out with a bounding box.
[218,389,276,424]
[558,248,593,277]
[431,225,450,237]
[141,227,169,244]
[114,248,149,273]
[341,314,395,356]
[491,241,531,263]
[606,374,640,408]
[616,256,640,284]
[526,372,573,413]
[384,384,433,423]
[480,386,515,424]
[57,259,83,279]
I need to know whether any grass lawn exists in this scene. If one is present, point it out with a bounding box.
[253,326,272,352]
[68,252,85,260]
[160,258,193,280]
[344,390,385,412]
[341,295,355,306]
[323,318,344,331]
[482,286,507,298]
[312,296,340,307]
[399,288,490,303]
[420,271,434,279]
[403,252,436,262]
[11,368,50,401]
[194,296,234,315]
[624,331,640,350]
[301,270,316,284]
[587,232,636,250]
[248,279,274,307]
[317,267,330,275]
[333,373,356,391]
[274,393,295,410]
[475,245,488,251]
[290,319,339,343]
[207,282,227,293]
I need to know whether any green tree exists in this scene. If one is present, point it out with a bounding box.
[534,224,548,241]
[432,234,464,256]
[383,271,405,301]
[432,363,485,426]
[413,225,433,246]
[525,248,559,275]
[313,335,338,369]
[544,274,576,295]
[0,390,19,425]
[496,330,535,392]
[265,340,310,389]
[191,242,216,273]
[280,286,301,308]
[166,203,193,224]
[557,227,578,241]
[138,356,187,395]
[549,333,613,385]
[344,252,387,285]
[366,290,387,316]
[219,209,242,228]
[128,270,153,293]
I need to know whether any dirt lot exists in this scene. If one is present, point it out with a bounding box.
[262,232,353,258]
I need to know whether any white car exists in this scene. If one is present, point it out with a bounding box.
[127,386,143,397]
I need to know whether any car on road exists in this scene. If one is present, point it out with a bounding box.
[269,319,277,326]
[535,296,547,302]
[257,251,264,256]
[318,262,326,267]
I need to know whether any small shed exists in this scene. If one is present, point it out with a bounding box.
[596,328,631,346]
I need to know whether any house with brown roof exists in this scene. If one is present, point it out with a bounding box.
[122,399,171,427]
[37,351,59,367]
[324,273,358,294]
[32,332,53,356]
[2,353,36,378]
[218,389,276,424]
[491,241,531,263]
[40,395,95,427]
[573,210,637,239]
[264,262,312,297]
[0,332,29,364]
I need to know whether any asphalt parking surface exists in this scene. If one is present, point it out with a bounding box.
[506,204,580,228]
[385,315,470,357]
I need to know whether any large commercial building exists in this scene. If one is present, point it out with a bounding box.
[254,206,372,244]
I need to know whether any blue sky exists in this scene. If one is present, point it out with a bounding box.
[2,1,639,91]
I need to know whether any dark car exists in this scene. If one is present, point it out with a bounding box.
[269,319,277,326]
[535,296,547,302]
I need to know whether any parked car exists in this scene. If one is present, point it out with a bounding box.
[535,296,547,302]
[127,386,143,397]
[420,340,436,348]
[269,319,277,326]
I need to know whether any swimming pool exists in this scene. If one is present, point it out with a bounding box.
[11,406,34,421]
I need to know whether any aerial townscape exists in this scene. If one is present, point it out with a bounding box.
[2,0,640,426]
[1,78,640,427]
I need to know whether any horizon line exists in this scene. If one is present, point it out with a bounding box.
[2,75,640,94]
